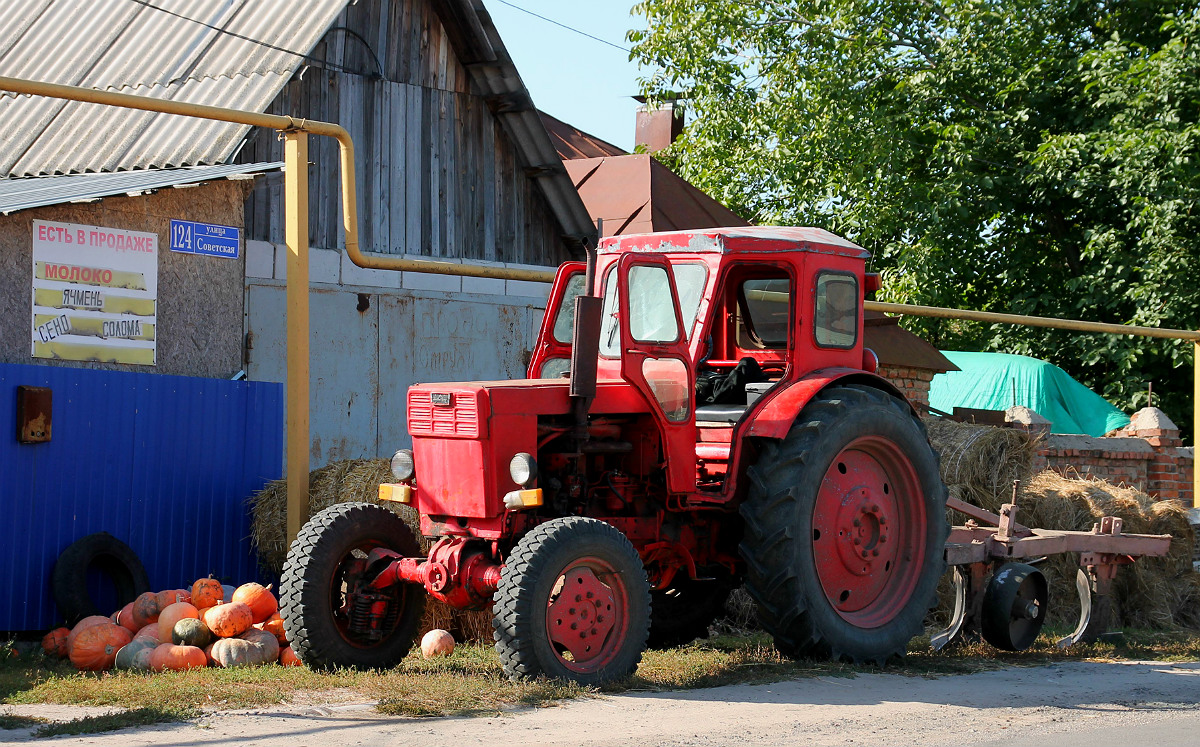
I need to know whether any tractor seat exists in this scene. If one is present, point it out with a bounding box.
[695,404,748,424]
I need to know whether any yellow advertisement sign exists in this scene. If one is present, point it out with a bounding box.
[31,220,158,365]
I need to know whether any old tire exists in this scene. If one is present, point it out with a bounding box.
[52,532,150,626]
[648,570,736,648]
[493,516,650,685]
[740,384,948,663]
[280,502,426,670]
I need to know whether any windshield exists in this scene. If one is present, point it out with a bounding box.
[599,261,707,358]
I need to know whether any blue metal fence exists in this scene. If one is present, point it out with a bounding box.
[0,363,283,631]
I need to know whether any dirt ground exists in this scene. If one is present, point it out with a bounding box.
[3,660,1200,746]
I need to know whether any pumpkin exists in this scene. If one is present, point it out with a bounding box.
[221,585,237,604]
[172,618,213,648]
[66,615,111,654]
[278,646,302,667]
[210,627,280,668]
[191,577,223,610]
[156,589,190,609]
[256,613,287,646]
[134,623,160,642]
[131,591,161,629]
[231,583,278,624]
[69,622,131,671]
[421,629,455,658]
[203,641,218,667]
[41,627,70,658]
[158,602,200,641]
[113,602,139,634]
[201,602,254,638]
[149,643,207,672]
[114,637,158,671]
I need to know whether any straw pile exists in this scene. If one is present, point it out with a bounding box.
[924,417,1041,508]
[250,459,494,642]
[926,418,1200,631]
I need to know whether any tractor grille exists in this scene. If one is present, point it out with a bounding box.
[408,390,482,437]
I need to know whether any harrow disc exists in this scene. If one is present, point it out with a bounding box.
[981,562,1048,651]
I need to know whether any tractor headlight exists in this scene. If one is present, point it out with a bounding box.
[509,453,537,488]
[390,449,415,481]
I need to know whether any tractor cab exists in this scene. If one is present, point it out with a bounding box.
[529,227,879,498]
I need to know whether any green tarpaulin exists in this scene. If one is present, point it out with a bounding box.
[928,352,1130,437]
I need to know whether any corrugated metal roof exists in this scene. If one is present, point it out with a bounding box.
[0,0,350,177]
[0,160,281,214]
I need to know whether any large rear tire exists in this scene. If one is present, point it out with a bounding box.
[740,385,947,663]
[493,516,650,685]
[280,502,426,670]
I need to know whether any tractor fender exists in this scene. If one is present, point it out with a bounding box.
[745,367,913,440]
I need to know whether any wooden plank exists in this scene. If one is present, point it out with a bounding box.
[387,83,407,255]
[405,83,423,256]
[441,90,455,259]
[481,106,496,261]
[428,88,442,257]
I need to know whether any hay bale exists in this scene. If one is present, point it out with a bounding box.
[250,459,493,643]
[925,417,1041,511]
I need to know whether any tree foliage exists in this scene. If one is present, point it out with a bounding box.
[631,0,1200,435]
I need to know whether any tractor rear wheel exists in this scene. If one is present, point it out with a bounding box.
[740,385,947,663]
[493,516,650,685]
[280,502,426,670]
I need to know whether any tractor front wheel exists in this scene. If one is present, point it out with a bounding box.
[740,385,948,663]
[280,502,426,670]
[493,516,650,685]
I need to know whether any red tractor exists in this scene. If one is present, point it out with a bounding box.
[279,227,948,685]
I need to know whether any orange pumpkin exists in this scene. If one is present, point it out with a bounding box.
[256,613,287,646]
[134,623,160,642]
[191,577,224,610]
[201,602,254,638]
[231,583,278,624]
[149,643,207,672]
[157,602,200,642]
[41,627,70,658]
[113,602,139,634]
[278,646,302,667]
[203,641,218,667]
[156,589,190,609]
[69,623,131,671]
[66,615,110,655]
[131,591,161,629]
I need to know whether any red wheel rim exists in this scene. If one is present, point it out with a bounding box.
[812,436,927,628]
[544,556,629,674]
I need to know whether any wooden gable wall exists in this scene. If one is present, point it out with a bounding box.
[239,0,572,267]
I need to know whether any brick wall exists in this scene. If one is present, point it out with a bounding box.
[879,365,935,407]
[1026,408,1194,508]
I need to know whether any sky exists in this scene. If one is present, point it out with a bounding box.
[482,0,648,152]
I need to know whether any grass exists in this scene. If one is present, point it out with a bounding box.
[2,628,1198,736]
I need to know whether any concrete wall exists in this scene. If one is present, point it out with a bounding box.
[243,240,553,468]
[0,181,253,378]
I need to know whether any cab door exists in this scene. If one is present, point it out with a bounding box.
[527,262,586,379]
[615,253,696,493]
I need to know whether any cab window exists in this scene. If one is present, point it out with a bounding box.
[737,278,790,349]
[814,272,858,348]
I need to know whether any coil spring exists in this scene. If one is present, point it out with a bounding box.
[348,591,401,642]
